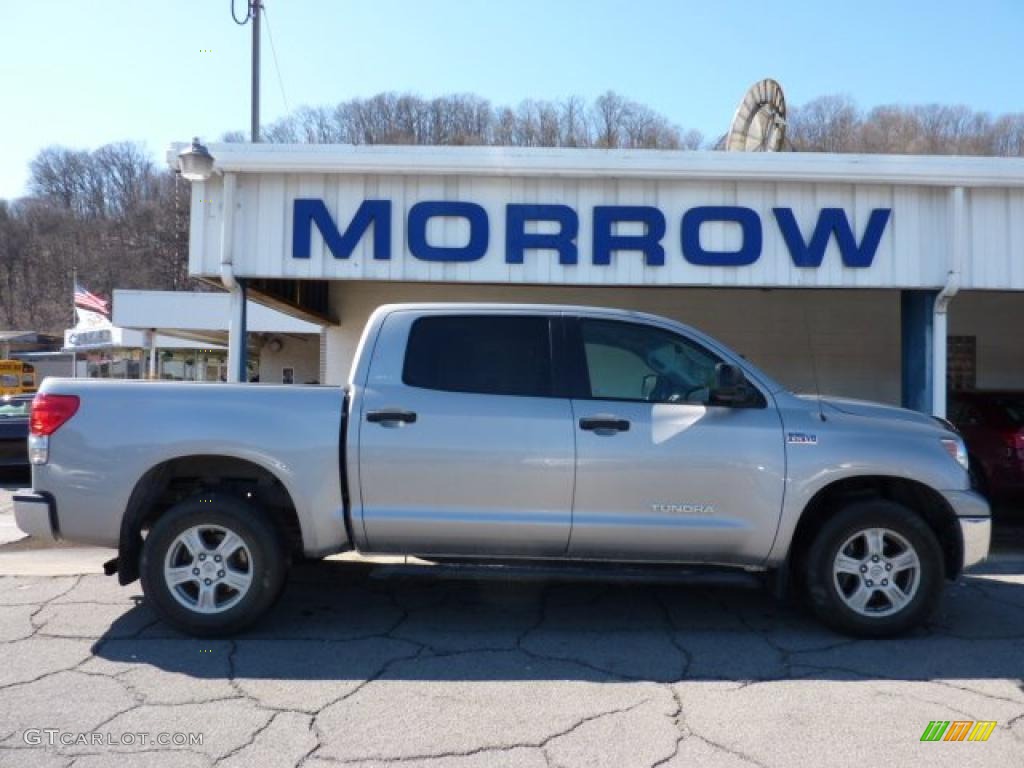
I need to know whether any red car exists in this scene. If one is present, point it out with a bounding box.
[948,391,1024,500]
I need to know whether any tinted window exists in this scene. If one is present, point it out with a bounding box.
[404,315,553,397]
[579,319,721,404]
[992,396,1024,426]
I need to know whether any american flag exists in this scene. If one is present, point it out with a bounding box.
[74,282,109,316]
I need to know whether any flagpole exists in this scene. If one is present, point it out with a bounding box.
[71,267,77,378]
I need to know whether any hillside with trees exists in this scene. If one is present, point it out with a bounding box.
[2,91,1022,332]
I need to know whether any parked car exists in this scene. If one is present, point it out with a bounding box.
[948,390,1024,501]
[0,394,32,469]
[14,304,990,637]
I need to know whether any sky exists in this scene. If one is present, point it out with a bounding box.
[1,0,1021,200]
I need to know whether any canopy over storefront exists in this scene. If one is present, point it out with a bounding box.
[168,142,1024,414]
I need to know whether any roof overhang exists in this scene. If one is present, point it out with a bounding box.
[167,142,1024,188]
[112,290,324,336]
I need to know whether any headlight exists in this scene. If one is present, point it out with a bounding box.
[940,437,969,471]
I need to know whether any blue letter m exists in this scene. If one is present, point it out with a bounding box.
[773,207,891,268]
[293,199,391,260]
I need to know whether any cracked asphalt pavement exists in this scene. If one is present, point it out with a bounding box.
[1,486,1023,767]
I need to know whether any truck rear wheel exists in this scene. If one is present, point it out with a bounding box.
[140,494,287,636]
[803,499,944,637]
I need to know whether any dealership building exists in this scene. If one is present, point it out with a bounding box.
[170,143,1024,415]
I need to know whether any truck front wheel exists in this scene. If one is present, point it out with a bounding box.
[804,500,945,637]
[140,494,287,636]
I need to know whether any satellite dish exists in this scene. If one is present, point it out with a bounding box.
[726,79,787,152]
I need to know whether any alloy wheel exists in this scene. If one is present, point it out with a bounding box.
[163,524,254,614]
[832,527,921,617]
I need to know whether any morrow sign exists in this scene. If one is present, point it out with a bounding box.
[293,199,893,269]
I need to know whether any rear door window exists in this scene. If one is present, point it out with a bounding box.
[403,315,554,397]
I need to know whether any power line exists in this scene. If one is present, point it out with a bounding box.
[262,3,290,115]
[230,0,250,25]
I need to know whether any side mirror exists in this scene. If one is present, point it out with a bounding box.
[711,363,749,405]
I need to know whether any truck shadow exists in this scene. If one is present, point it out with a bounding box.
[92,559,1024,686]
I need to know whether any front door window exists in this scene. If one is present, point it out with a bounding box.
[580,319,720,405]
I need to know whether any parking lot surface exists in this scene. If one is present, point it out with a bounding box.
[1,487,1023,768]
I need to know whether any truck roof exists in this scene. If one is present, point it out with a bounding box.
[373,301,679,323]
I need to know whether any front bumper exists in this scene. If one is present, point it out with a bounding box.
[941,489,991,571]
[13,491,58,544]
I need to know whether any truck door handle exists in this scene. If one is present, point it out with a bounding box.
[366,409,417,425]
[579,416,630,433]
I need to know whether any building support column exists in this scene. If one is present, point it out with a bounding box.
[227,281,248,383]
[901,290,938,414]
[148,330,158,379]
[932,297,951,418]
[932,187,965,418]
[218,171,248,383]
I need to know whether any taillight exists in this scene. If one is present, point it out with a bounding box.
[1005,430,1024,461]
[30,394,80,436]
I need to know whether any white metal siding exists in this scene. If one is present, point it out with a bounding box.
[194,172,1023,291]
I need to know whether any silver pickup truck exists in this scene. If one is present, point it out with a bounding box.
[15,303,990,637]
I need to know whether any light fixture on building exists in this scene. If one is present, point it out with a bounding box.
[266,337,283,353]
[177,137,215,181]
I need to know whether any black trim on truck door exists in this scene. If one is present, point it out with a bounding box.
[549,315,578,400]
[559,316,591,400]
[339,388,355,550]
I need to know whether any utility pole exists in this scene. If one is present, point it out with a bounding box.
[226,0,261,382]
[251,0,260,143]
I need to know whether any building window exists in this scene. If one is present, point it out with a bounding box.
[947,336,976,392]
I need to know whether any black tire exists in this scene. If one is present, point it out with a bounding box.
[140,494,287,636]
[804,499,945,637]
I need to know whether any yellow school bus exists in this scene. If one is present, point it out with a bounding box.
[0,360,36,396]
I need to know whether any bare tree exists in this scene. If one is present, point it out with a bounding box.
[858,105,921,154]
[240,90,691,152]
[29,147,89,212]
[788,94,862,152]
[991,114,1024,156]
[560,96,589,147]
[591,91,628,148]
[680,129,704,150]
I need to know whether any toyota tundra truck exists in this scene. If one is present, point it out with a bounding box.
[14,303,991,637]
